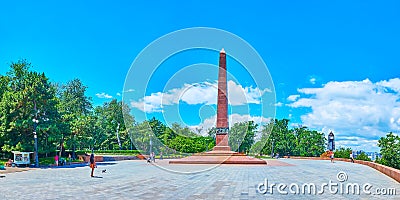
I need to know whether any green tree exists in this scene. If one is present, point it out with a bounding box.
[207,127,216,141]
[0,60,60,157]
[334,147,352,159]
[132,121,153,153]
[260,119,325,157]
[58,78,92,158]
[171,122,197,137]
[263,119,294,156]
[256,120,274,156]
[229,121,257,153]
[130,118,215,154]
[293,127,326,157]
[159,120,213,153]
[377,132,400,169]
[249,140,265,156]
[94,99,135,150]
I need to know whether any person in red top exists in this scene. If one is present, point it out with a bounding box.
[54,154,59,166]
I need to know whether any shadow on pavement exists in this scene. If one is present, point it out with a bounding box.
[43,162,117,169]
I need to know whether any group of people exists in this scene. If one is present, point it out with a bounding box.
[5,159,13,167]
[88,151,159,177]
[54,154,72,166]
[147,152,156,163]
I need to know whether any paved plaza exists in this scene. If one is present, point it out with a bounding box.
[0,159,399,199]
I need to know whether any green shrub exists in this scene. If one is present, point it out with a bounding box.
[355,152,371,161]
[0,159,6,166]
[75,150,141,155]
[255,155,272,159]
[334,147,352,159]
[39,157,56,165]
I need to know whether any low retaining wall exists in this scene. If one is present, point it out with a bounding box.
[288,156,400,183]
[103,156,141,161]
[78,155,144,162]
[78,155,103,162]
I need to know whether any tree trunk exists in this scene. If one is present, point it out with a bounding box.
[72,134,76,159]
[59,134,64,158]
[116,123,122,150]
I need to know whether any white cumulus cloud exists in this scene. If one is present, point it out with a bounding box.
[96,92,113,99]
[309,77,316,84]
[130,81,271,113]
[289,78,400,151]
[124,89,135,93]
[287,95,300,102]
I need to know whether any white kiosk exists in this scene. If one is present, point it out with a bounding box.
[12,151,33,167]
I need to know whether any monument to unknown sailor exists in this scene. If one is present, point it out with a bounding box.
[169,49,266,164]
[214,48,230,151]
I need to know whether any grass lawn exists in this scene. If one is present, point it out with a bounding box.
[0,159,6,166]
[39,157,55,166]
[39,157,84,166]
[254,155,273,159]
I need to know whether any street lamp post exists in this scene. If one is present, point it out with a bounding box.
[237,139,240,153]
[33,117,39,167]
[130,133,133,150]
[149,135,152,157]
[271,140,274,158]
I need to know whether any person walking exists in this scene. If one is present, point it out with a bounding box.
[350,151,354,163]
[151,152,156,163]
[330,151,335,163]
[68,153,72,165]
[90,152,96,177]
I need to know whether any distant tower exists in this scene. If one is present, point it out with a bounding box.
[328,131,335,151]
[214,48,230,151]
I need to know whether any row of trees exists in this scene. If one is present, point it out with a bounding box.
[0,60,135,158]
[252,119,326,157]
[140,118,215,154]
[333,147,371,161]
[131,118,327,157]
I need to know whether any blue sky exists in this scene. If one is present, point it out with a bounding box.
[1,1,399,151]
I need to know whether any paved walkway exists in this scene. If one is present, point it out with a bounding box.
[0,159,398,199]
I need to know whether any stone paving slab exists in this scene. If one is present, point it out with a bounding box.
[0,167,35,174]
[0,159,398,199]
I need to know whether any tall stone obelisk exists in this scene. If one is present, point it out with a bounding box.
[169,49,267,164]
[214,48,230,151]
